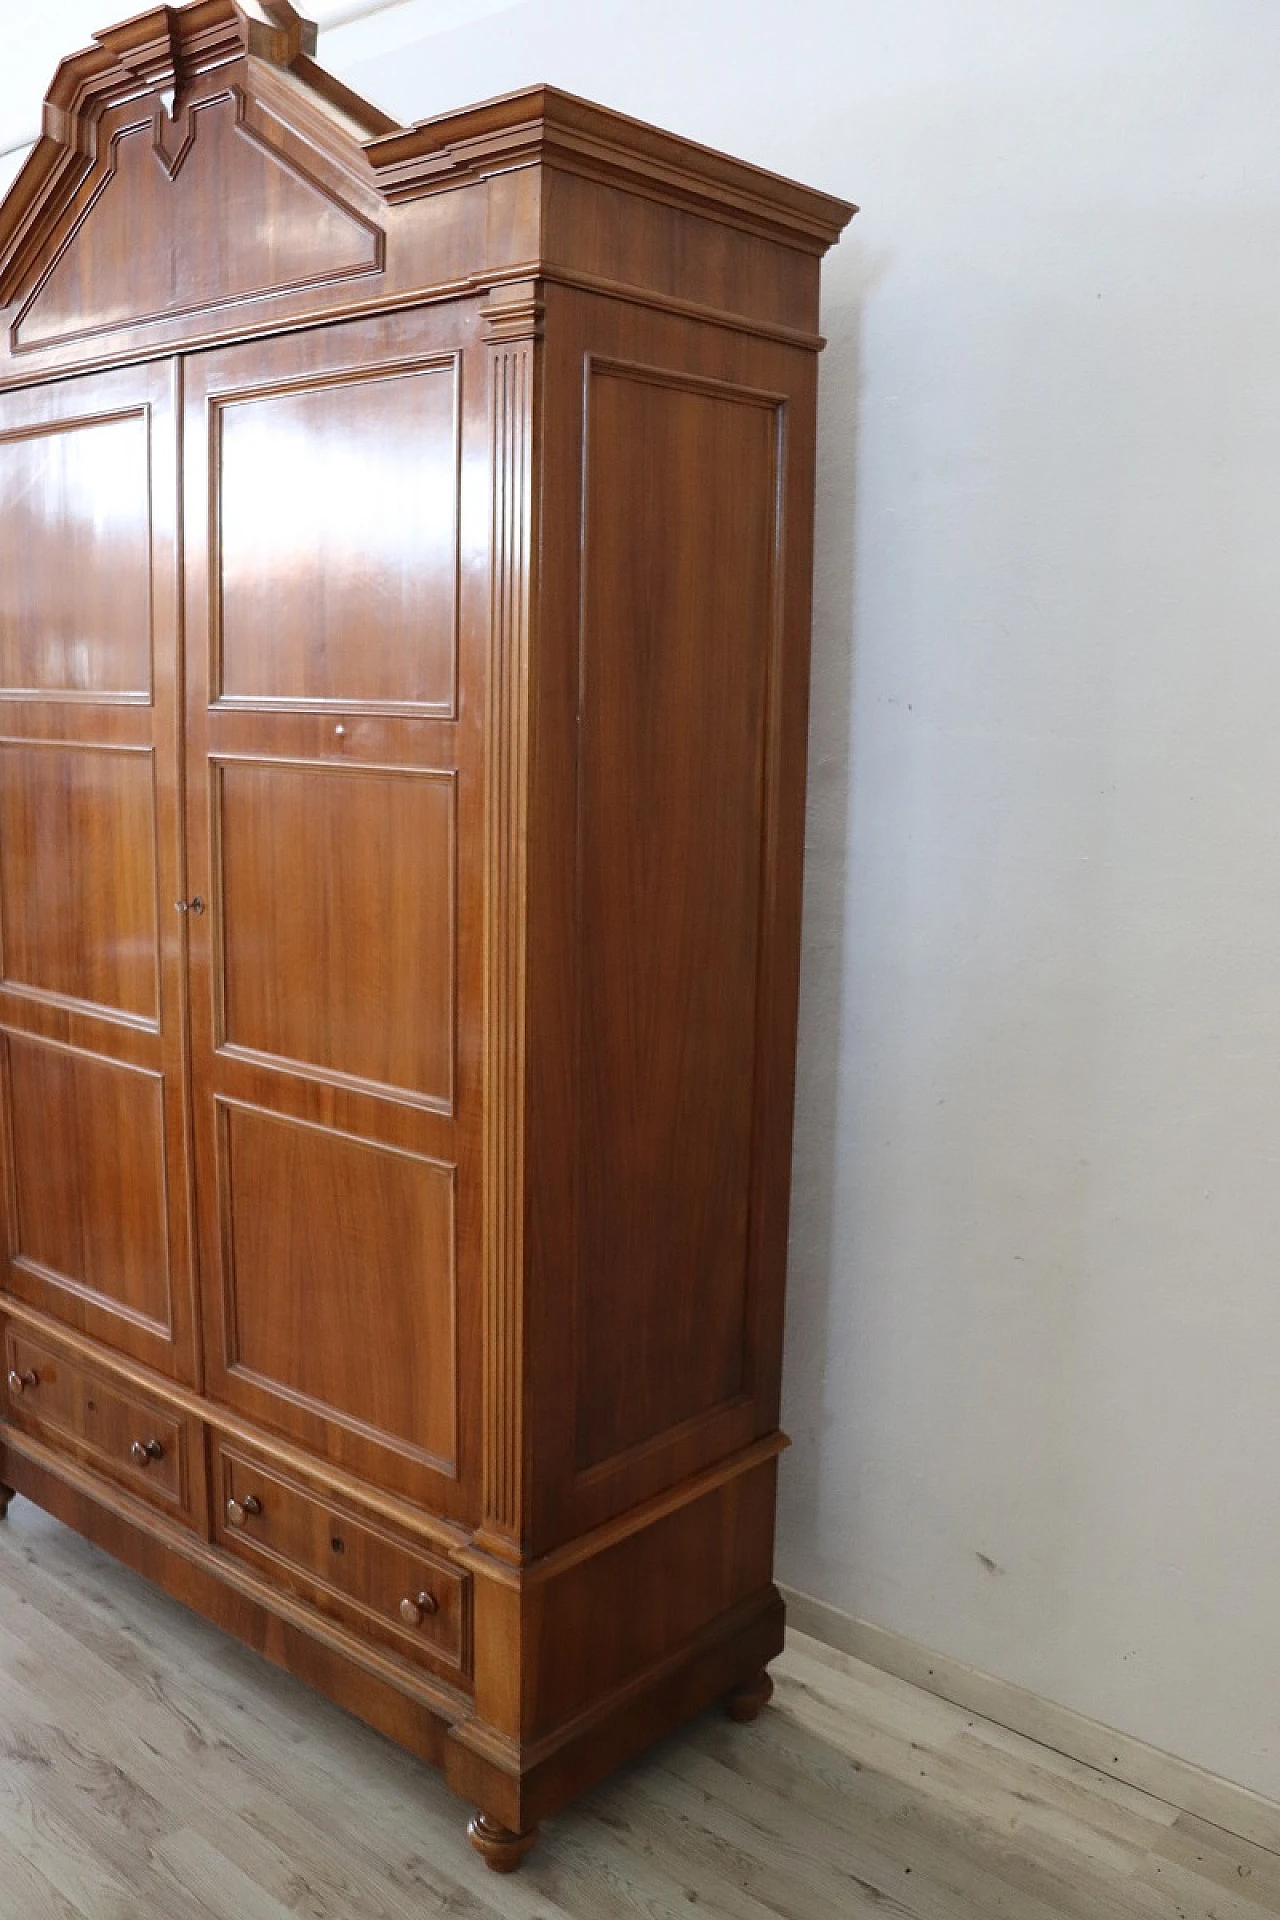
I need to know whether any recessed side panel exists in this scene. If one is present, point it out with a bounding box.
[0,410,152,699]
[2,1031,171,1333]
[218,1100,457,1470]
[0,742,159,1024]
[526,1453,780,1737]
[215,362,459,710]
[573,363,780,1472]
[215,759,455,1105]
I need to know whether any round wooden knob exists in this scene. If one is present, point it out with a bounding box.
[226,1494,262,1528]
[399,1591,438,1628]
[129,1438,164,1468]
[7,1368,37,1395]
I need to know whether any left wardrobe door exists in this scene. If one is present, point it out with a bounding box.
[0,361,199,1383]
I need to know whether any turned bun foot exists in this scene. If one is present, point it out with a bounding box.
[724,1667,774,1723]
[0,1484,14,1520]
[467,1812,538,1872]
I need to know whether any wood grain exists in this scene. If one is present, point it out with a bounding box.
[2,1323,199,1528]
[16,90,381,351]
[215,361,458,712]
[181,309,484,1520]
[3,1033,171,1332]
[215,758,456,1104]
[0,4,854,1869]
[212,1436,470,1682]
[0,407,152,698]
[216,1101,457,1467]
[573,360,778,1471]
[0,357,198,1384]
[0,742,158,1023]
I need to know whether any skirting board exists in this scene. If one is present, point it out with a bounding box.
[779,1583,1280,1858]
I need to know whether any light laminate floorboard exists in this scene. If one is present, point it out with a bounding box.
[0,1499,1273,1919]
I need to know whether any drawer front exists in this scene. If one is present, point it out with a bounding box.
[3,1326,199,1526]
[212,1440,469,1681]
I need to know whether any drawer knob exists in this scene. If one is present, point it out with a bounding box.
[129,1438,165,1468]
[7,1368,37,1395]
[226,1494,262,1528]
[399,1591,439,1628]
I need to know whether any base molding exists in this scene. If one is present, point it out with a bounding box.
[779,1584,1280,1858]
[0,1429,784,1841]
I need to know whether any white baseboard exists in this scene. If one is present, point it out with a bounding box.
[779,1583,1280,1857]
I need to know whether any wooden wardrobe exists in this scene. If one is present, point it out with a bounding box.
[0,0,852,1870]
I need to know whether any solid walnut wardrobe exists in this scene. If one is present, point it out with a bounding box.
[0,0,851,1870]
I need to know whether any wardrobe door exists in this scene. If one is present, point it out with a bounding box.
[182,311,483,1517]
[0,361,198,1381]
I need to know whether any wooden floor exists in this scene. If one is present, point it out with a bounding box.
[0,1500,1274,1919]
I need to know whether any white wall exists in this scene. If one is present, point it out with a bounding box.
[3,0,1279,1804]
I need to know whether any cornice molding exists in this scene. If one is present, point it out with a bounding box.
[365,85,856,254]
[0,6,854,311]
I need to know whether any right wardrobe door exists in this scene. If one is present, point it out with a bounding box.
[180,309,486,1522]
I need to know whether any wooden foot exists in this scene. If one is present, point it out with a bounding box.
[467,1812,538,1873]
[0,1484,14,1521]
[724,1667,774,1723]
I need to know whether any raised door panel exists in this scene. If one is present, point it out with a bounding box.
[215,759,454,1104]
[183,309,485,1516]
[216,365,458,711]
[0,409,152,698]
[4,1033,171,1335]
[0,361,196,1380]
[0,742,159,1023]
[217,1103,455,1468]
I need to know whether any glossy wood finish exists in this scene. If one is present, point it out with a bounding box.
[2,1318,204,1530]
[216,758,455,1100]
[217,362,459,711]
[528,288,824,1554]
[216,1102,457,1461]
[573,360,778,1472]
[0,361,198,1382]
[16,89,382,354]
[0,406,151,696]
[4,1033,171,1330]
[0,0,853,1874]
[212,1437,470,1682]
[467,1813,538,1873]
[181,309,485,1513]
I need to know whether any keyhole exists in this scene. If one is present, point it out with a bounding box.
[330,1535,345,1554]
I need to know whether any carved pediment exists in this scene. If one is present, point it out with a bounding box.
[0,2,392,350]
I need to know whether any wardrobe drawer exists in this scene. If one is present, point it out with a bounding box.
[3,1327,199,1527]
[212,1440,469,1681]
